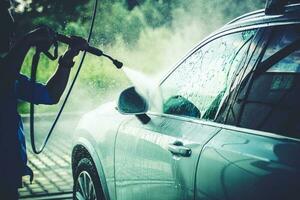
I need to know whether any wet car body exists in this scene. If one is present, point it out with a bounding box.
[72,2,300,200]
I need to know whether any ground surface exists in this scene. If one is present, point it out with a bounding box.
[18,115,79,199]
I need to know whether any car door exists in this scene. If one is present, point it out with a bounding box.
[114,28,261,200]
[196,24,300,200]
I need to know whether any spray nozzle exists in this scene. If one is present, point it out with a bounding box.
[112,59,123,69]
[102,53,123,69]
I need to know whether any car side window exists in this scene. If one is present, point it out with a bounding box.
[226,24,300,138]
[160,30,257,120]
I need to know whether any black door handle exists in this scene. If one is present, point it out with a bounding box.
[168,141,192,157]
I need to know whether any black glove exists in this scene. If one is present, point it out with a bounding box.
[58,36,89,69]
[25,26,56,52]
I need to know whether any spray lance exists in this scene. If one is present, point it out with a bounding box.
[30,32,123,154]
[57,34,123,68]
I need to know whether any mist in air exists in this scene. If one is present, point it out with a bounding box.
[71,0,264,111]
[21,0,265,137]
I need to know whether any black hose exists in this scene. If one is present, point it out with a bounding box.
[30,0,98,154]
[30,50,41,154]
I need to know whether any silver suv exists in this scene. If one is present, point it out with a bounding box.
[72,1,300,200]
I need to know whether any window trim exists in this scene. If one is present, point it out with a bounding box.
[147,111,300,142]
[213,29,265,121]
[222,27,272,126]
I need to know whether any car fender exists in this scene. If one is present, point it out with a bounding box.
[72,101,129,200]
[73,134,113,200]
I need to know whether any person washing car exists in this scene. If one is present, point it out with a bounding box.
[0,0,89,198]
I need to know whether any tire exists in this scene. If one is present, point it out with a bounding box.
[73,158,105,200]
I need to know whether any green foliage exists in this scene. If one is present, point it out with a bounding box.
[141,0,186,28]
[90,1,146,46]
[14,0,93,36]
[14,0,190,45]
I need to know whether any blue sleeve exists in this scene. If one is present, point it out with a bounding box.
[16,74,55,105]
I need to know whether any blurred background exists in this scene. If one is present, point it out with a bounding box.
[10,0,265,198]
[13,0,266,115]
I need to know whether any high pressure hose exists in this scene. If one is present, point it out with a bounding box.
[30,0,122,154]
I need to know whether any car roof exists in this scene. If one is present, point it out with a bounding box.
[223,3,300,32]
[191,3,300,59]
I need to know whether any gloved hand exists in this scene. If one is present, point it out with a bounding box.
[58,36,89,68]
[25,26,56,52]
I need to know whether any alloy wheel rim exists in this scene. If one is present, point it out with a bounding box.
[75,171,97,200]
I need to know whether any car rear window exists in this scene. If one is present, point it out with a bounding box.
[231,24,300,138]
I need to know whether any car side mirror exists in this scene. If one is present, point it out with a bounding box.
[118,87,151,124]
[118,86,148,114]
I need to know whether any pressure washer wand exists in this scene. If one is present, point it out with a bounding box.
[56,33,123,69]
[56,34,102,56]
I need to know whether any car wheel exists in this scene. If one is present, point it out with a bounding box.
[73,158,104,200]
